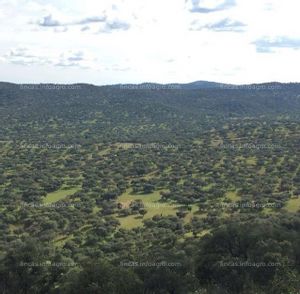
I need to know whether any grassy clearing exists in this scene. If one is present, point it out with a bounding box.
[117,215,144,229]
[227,131,236,140]
[8,224,23,234]
[226,191,241,202]
[203,184,214,191]
[141,170,158,180]
[116,188,199,229]
[116,189,184,229]
[277,156,285,166]
[92,207,101,214]
[183,229,211,239]
[262,208,277,215]
[210,138,223,147]
[285,197,300,213]
[214,157,224,168]
[183,205,199,223]
[43,186,80,204]
[246,157,257,165]
[53,234,74,247]
[193,139,203,145]
[118,188,161,203]
[114,142,135,150]
[98,149,110,156]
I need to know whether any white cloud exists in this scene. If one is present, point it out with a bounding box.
[191,18,246,32]
[2,46,99,70]
[187,0,236,13]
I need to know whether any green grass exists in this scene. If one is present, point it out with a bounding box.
[285,197,300,213]
[203,184,214,191]
[214,157,224,168]
[43,186,80,204]
[98,147,110,156]
[117,215,144,229]
[118,188,161,203]
[92,207,101,214]
[246,157,257,165]
[184,205,199,223]
[116,188,199,229]
[210,138,223,147]
[227,131,236,140]
[8,224,23,233]
[226,191,241,202]
[114,142,135,150]
[141,170,157,180]
[182,229,211,240]
[262,208,277,215]
[53,234,74,247]
[116,189,179,229]
[193,139,203,145]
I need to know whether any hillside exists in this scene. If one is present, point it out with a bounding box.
[0,82,299,294]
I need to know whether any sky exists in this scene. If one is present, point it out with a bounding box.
[0,0,299,85]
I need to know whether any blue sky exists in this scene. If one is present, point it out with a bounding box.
[0,0,299,84]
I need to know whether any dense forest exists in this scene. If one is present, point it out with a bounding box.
[0,82,299,293]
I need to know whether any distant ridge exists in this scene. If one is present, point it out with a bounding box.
[1,81,300,90]
[112,81,228,90]
[177,81,228,89]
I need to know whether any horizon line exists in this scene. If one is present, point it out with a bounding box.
[0,80,300,87]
